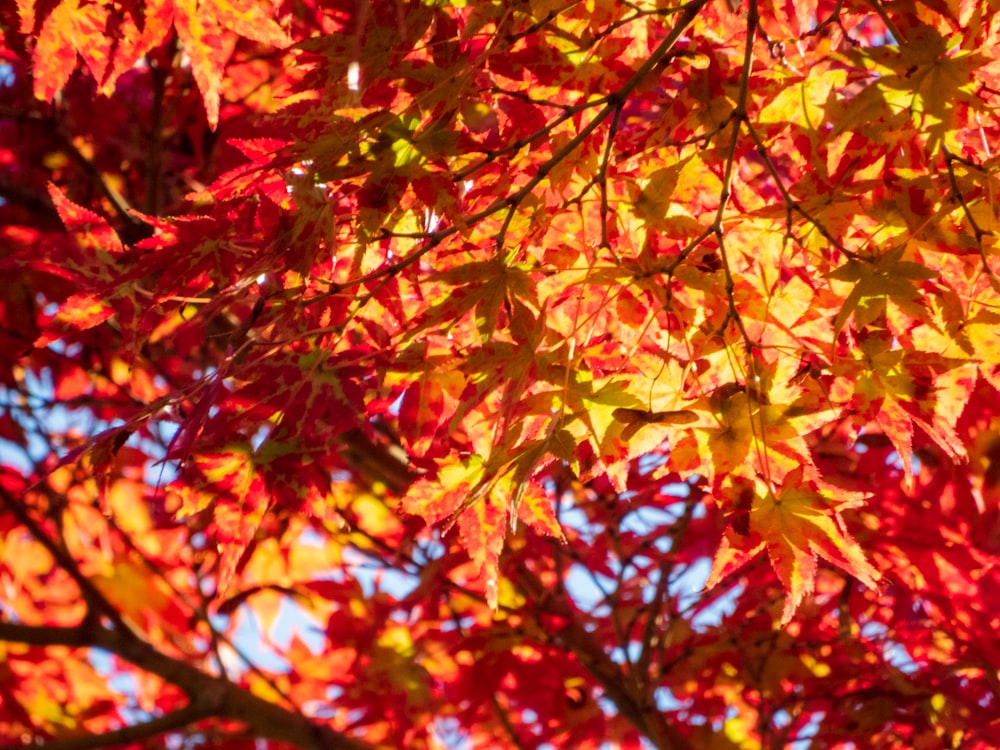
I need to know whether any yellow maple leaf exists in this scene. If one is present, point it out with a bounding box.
[751,471,880,625]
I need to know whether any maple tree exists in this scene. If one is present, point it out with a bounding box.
[4,0,1000,747]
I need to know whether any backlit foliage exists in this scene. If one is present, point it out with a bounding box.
[3,0,1000,748]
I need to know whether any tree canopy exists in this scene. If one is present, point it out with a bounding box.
[3,0,1000,747]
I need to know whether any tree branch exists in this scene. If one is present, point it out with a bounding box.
[0,621,373,750]
[0,103,142,233]
[515,567,694,750]
[0,487,131,633]
[35,704,216,750]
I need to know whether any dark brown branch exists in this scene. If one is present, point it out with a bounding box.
[59,130,140,229]
[711,0,758,354]
[98,506,302,710]
[0,622,373,750]
[742,120,860,261]
[35,704,216,750]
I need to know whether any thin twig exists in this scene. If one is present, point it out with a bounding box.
[942,146,1000,293]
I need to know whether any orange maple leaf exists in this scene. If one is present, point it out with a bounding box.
[707,469,880,625]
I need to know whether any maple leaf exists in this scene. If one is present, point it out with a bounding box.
[174,0,291,128]
[402,453,560,609]
[553,365,698,490]
[852,24,990,151]
[831,333,975,483]
[182,444,270,595]
[31,0,111,101]
[825,246,938,342]
[20,186,149,353]
[965,309,1000,391]
[675,368,839,489]
[92,556,189,648]
[395,348,467,459]
[34,293,116,347]
[100,0,175,95]
[569,376,648,486]
[45,183,125,266]
[707,469,881,625]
